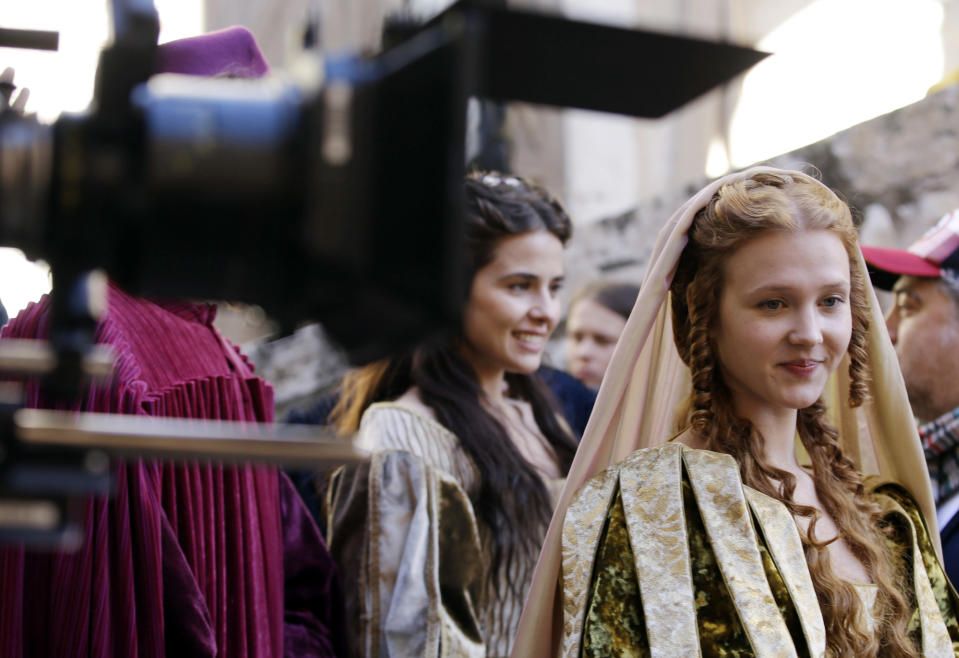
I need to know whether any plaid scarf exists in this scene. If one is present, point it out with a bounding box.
[919,406,959,504]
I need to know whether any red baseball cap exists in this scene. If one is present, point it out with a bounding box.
[862,208,959,290]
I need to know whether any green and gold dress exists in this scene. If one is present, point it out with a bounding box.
[561,444,959,657]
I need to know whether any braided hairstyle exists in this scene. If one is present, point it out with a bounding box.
[670,171,916,656]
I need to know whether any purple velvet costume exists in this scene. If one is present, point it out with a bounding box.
[0,286,344,657]
[0,27,343,657]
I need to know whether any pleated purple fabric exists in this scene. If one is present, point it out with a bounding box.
[0,284,336,657]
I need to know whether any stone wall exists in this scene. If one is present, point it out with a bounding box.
[564,82,959,292]
[544,82,959,366]
[773,85,959,250]
[240,324,347,420]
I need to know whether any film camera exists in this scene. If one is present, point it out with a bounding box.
[0,0,764,545]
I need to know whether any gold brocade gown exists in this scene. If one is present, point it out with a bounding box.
[561,444,959,657]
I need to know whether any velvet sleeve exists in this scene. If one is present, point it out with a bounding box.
[326,452,485,657]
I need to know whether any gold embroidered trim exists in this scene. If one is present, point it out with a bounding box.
[683,449,798,658]
[619,444,700,657]
[560,465,620,658]
[871,491,952,655]
[744,487,827,658]
[899,510,953,655]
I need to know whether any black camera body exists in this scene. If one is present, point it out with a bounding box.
[0,0,765,367]
[2,6,471,367]
[0,0,765,547]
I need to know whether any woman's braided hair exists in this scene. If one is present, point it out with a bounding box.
[670,171,916,656]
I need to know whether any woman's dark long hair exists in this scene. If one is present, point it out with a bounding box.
[333,172,578,598]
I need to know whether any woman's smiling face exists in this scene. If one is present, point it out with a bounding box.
[460,230,565,382]
[712,228,853,420]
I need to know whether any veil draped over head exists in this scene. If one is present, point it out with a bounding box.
[510,166,938,657]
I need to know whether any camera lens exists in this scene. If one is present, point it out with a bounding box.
[0,115,52,260]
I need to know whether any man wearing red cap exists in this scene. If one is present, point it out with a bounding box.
[863,207,959,585]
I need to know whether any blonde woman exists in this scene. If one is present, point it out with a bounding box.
[514,168,959,657]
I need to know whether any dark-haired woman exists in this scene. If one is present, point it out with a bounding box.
[325,172,578,657]
[513,168,959,657]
